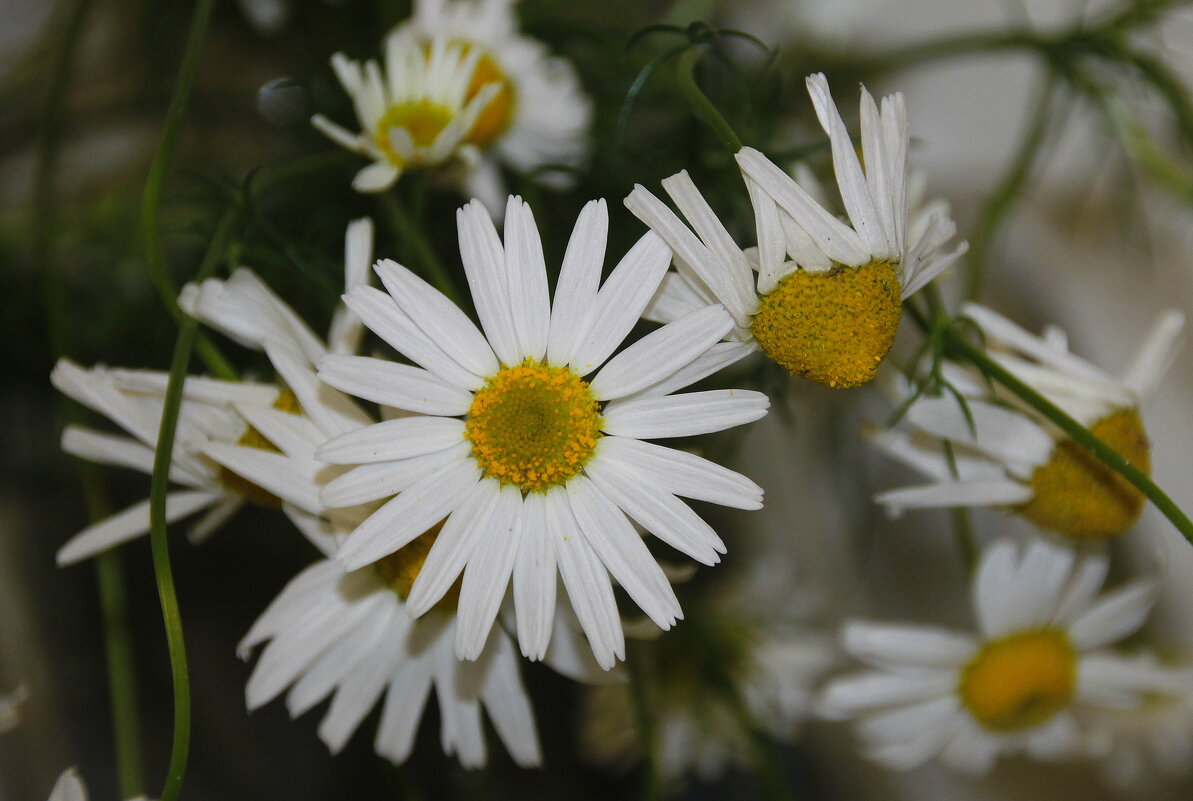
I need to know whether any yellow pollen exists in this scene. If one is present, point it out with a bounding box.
[375,101,456,166]
[749,260,902,388]
[463,50,515,148]
[959,629,1077,731]
[218,389,302,509]
[1018,409,1150,540]
[465,359,602,493]
[373,522,459,610]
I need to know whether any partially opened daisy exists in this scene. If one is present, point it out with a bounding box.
[312,0,591,209]
[626,73,966,388]
[51,359,281,564]
[869,303,1186,540]
[316,196,769,669]
[240,520,541,768]
[820,537,1166,774]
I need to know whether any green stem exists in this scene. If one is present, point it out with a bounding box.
[376,191,461,306]
[147,205,239,801]
[625,647,662,801]
[139,0,237,381]
[945,327,1193,546]
[965,75,1056,300]
[675,44,743,153]
[35,1,145,794]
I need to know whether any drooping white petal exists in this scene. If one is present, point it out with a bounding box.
[512,491,557,660]
[1122,310,1185,400]
[1068,579,1158,650]
[594,436,763,509]
[625,341,758,400]
[602,389,769,439]
[318,354,474,416]
[478,632,543,767]
[874,480,1032,517]
[57,490,222,566]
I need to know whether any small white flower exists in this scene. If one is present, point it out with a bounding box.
[820,537,1167,774]
[869,303,1186,540]
[313,0,591,211]
[316,196,768,670]
[625,73,965,388]
[240,524,541,768]
[1085,650,1193,788]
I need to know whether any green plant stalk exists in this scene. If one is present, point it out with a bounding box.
[139,0,236,381]
[945,328,1193,546]
[35,0,145,794]
[147,205,239,801]
[377,191,461,306]
[625,647,662,801]
[676,44,743,153]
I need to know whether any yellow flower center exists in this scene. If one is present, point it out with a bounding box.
[959,629,1077,732]
[749,260,902,388]
[375,101,456,166]
[463,50,515,148]
[465,359,602,493]
[373,522,459,610]
[218,389,302,509]
[1019,409,1149,540]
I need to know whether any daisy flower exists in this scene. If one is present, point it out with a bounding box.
[625,73,966,388]
[316,196,769,670]
[1085,650,1193,788]
[240,521,541,768]
[869,302,1186,540]
[819,537,1166,774]
[312,0,591,210]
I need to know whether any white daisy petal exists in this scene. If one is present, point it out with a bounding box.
[1122,310,1186,399]
[588,305,734,401]
[478,633,543,767]
[595,436,763,510]
[820,671,956,718]
[502,197,552,361]
[318,354,474,416]
[842,622,975,669]
[546,199,608,366]
[374,657,434,764]
[317,417,466,465]
[56,490,222,566]
[457,201,520,365]
[455,486,523,660]
[626,341,758,400]
[512,491,557,660]
[320,443,470,508]
[202,443,321,515]
[601,390,769,439]
[874,480,1033,517]
[1068,579,1158,649]
[353,160,400,192]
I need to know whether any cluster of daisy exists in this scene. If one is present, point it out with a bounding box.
[43,0,1193,792]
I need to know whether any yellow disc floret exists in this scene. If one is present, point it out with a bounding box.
[218,389,302,509]
[373,522,459,610]
[464,50,515,148]
[960,629,1077,731]
[1019,409,1149,540]
[465,359,602,493]
[750,260,902,389]
[375,101,456,166]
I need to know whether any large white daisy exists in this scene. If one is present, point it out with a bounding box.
[625,73,966,388]
[316,196,769,669]
[820,537,1168,774]
[240,521,541,768]
[312,0,591,210]
[869,302,1186,540]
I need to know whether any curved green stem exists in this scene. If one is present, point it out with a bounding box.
[945,327,1193,546]
[676,44,743,153]
[140,0,237,381]
[147,205,239,801]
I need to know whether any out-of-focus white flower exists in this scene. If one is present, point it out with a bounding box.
[820,537,1167,774]
[312,0,591,213]
[315,196,768,671]
[626,73,965,388]
[0,683,28,733]
[1086,650,1193,788]
[869,302,1185,540]
[45,767,150,801]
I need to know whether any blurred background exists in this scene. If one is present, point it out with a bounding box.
[2,0,1193,799]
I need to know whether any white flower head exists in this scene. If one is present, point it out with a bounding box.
[820,537,1167,774]
[625,73,966,389]
[1085,650,1193,788]
[870,303,1186,540]
[313,0,591,212]
[316,195,769,670]
[240,522,540,768]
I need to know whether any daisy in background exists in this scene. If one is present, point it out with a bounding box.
[316,195,769,670]
[820,537,1168,774]
[240,515,548,768]
[1085,650,1193,788]
[312,0,591,212]
[869,302,1186,540]
[626,73,966,389]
